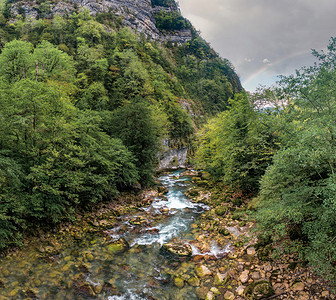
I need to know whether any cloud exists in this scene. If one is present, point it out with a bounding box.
[262,58,271,64]
[178,0,336,91]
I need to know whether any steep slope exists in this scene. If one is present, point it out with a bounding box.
[0,0,244,250]
[9,0,192,43]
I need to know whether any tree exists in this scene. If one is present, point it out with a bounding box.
[103,99,164,184]
[33,40,76,82]
[256,37,336,281]
[195,93,278,193]
[0,40,34,83]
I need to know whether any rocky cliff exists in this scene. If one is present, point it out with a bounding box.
[10,0,192,44]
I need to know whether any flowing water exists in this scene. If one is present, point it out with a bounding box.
[0,170,231,299]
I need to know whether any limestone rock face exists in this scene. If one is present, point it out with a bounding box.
[157,146,188,171]
[10,0,192,44]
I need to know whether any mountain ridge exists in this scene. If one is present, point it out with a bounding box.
[9,0,193,44]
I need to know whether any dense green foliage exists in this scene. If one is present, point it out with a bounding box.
[195,93,279,193]
[256,39,336,281]
[195,38,336,282]
[0,3,241,250]
[153,11,191,31]
[151,0,175,7]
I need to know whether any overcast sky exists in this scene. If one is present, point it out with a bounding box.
[178,0,336,91]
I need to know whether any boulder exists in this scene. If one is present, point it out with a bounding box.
[210,287,220,295]
[245,280,274,300]
[187,277,200,287]
[195,265,212,277]
[174,277,185,289]
[107,238,129,254]
[292,282,305,291]
[205,291,215,300]
[214,272,229,285]
[129,216,147,226]
[236,285,245,296]
[239,270,249,284]
[196,287,209,300]
[246,247,256,256]
[161,241,192,257]
[224,291,235,300]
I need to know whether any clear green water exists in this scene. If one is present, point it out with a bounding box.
[0,171,211,299]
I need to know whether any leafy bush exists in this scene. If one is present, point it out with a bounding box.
[256,38,336,281]
[154,11,191,31]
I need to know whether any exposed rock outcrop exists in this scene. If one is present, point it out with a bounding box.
[158,146,188,171]
[10,0,192,44]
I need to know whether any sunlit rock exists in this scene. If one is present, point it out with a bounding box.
[107,237,129,254]
[161,241,192,257]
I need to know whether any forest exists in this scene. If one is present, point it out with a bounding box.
[0,6,241,250]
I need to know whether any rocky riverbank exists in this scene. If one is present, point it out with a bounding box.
[180,170,335,300]
[0,169,334,299]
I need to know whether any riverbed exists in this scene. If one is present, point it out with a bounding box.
[0,170,231,299]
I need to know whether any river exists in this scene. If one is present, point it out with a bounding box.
[0,170,231,299]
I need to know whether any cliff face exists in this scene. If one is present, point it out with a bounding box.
[10,0,192,44]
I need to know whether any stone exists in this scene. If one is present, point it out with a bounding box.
[85,252,94,261]
[196,287,209,300]
[245,280,274,300]
[219,227,231,236]
[240,270,249,284]
[246,247,256,256]
[161,241,192,257]
[75,283,96,297]
[187,277,200,287]
[292,282,305,291]
[263,263,272,272]
[93,283,103,294]
[205,291,214,300]
[297,292,310,300]
[322,291,330,297]
[195,265,212,277]
[215,207,227,216]
[252,271,261,280]
[210,287,220,295]
[129,216,146,225]
[107,237,129,254]
[214,272,229,285]
[236,285,245,296]
[174,277,184,289]
[224,291,235,300]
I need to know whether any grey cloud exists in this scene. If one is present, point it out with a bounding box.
[178,0,336,90]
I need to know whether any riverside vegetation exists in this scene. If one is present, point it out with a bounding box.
[0,2,241,251]
[195,38,336,289]
[0,0,336,298]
